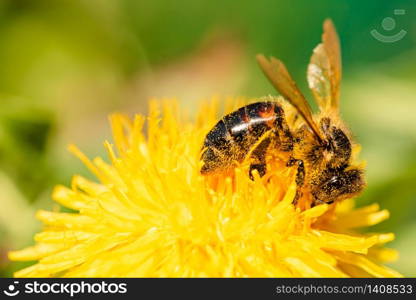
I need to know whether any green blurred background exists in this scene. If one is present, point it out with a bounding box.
[0,0,415,277]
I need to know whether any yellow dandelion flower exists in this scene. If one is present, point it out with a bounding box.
[9,99,402,278]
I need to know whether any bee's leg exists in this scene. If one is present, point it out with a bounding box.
[287,157,305,204]
[287,157,305,185]
[311,198,328,207]
[249,137,271,179]
[249,163,266,179]
[311,197,333,207]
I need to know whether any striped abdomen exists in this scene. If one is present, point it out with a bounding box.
[201,101,293,174]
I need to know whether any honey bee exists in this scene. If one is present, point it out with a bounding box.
[200,19,365,206]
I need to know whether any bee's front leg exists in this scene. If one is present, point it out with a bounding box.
[286,157,305,204]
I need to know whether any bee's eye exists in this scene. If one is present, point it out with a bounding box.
[327,176,342,188]
[329,176,338,183]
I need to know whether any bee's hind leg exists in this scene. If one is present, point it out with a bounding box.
[286,157,305,204]
[249,137,271,179]
[249,163,267,179]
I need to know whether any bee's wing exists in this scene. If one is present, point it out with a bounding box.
[307,19,341,111]
[257,54,324,142]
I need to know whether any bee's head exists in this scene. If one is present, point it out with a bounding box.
[312,167,365,205]
[309,117,365,204]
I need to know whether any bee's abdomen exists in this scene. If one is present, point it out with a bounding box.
[201,101,284,173]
